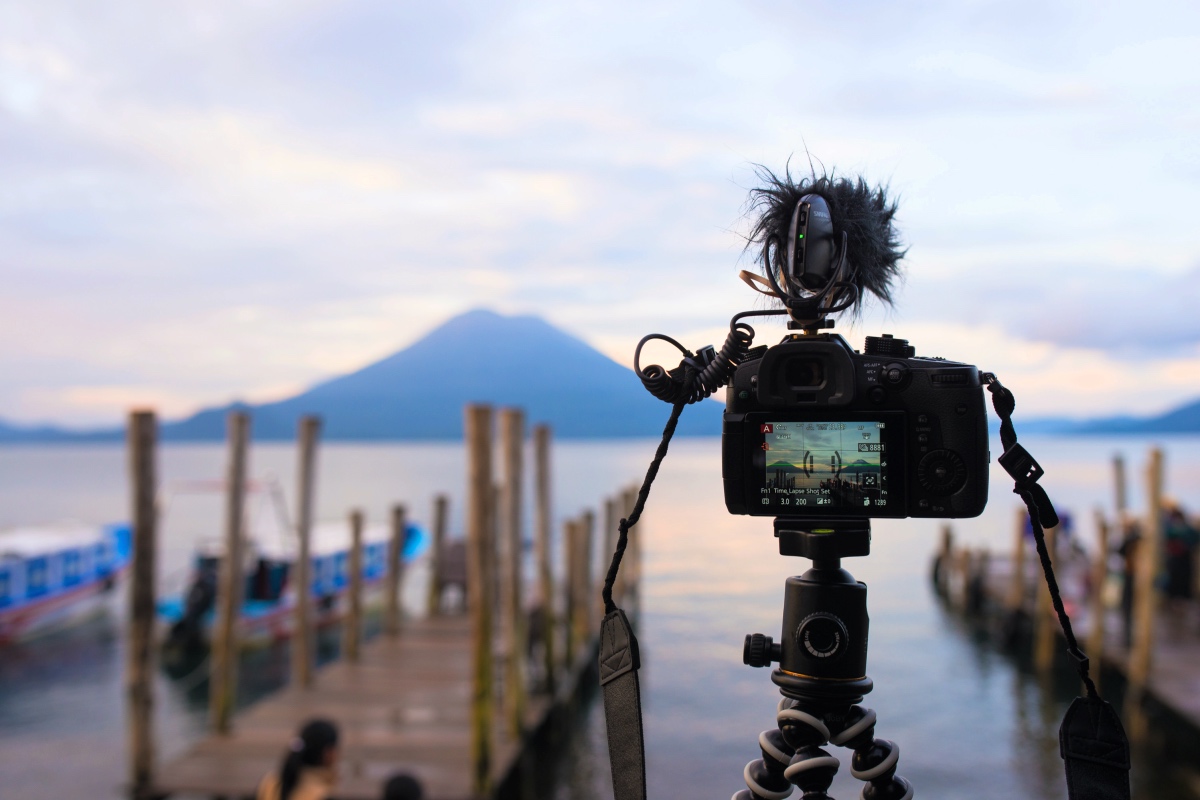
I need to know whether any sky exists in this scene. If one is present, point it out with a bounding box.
[2,0,1199,427]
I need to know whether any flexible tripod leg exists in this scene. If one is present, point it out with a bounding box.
[734,697,913,800]
[828,703,913,800]
[733,697,837,800]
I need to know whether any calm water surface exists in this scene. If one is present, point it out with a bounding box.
[1,434,1198,799]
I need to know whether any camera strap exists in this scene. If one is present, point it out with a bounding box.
[599,395,688,800]
[983,373,1131,800]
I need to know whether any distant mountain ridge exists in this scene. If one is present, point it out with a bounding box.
[0,309,724,442]
[2,309,1199,442]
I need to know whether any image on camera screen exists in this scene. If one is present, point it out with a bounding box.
[760,421,889,510]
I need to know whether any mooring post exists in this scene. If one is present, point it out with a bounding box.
[465,404,495,796]
[563,519,578,670]
[344,509,364,662]
[935,524,954,598]
[293,415,320,688]
[489,484,502,612]
[622,486,640,599]
[499,408,527,738]
[575,510,594,662]
[427,494,448,616]
[385,504,407,637]
[1007,509,1027,612]
[211,411,249,734]
[1034,522,1059,674]
[602,495,619,610]
[1088,508,1110,693]
[1126,447,1164,743]
[954,546,971,610]
[126,410,157,799]
[532,424,555,695]
[1113,453,1128,526]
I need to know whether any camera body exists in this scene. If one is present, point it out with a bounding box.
[723,331,989,519]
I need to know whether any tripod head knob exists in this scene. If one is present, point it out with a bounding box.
[743,633,781,668]
[775,518,871,563]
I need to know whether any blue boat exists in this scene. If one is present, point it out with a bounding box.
[158,518,427,652]
[0,523,132,642]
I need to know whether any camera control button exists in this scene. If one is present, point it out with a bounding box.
[917,450,967,496]
[869,386,886,403]
[884,362,908,384]
[917,414,929,424]
[917,433,929,445]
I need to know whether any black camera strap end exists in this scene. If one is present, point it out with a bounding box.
[1059,696,1132,800]
[600,609,648,800]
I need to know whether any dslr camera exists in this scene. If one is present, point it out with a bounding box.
[721,330,990,519]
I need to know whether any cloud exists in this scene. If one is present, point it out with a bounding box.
[0,0,1198,425]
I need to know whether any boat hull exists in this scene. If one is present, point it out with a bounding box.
[0,523,131,644]
[0,571,124,642]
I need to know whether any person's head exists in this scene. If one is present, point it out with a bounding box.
[279,718,339,800]
[382,773,423,800]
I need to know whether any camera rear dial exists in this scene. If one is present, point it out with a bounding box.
[916,449,967,496]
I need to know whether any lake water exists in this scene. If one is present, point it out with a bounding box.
[1,433,1198,800]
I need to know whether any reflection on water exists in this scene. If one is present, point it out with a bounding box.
[0,436,1198,799]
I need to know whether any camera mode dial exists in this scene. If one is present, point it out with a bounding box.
[917,449,967,495]
[795,612,850,660]
[863,334,915,358]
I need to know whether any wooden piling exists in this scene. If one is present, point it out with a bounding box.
[293,415,320,688]
[1113,453,1128,524]
[936,525,954,597]
[602,495,619,610]
[489,485,502,612]
[499,408,526,738]
[953,546,972,610]
[385,504,407,637]
[211,411,249,734]
[1033,522,1059,674]
[344,509,365,662]
[126,410,158,799]
[574,510,595,663]
[1127,448,1164,742]
[532,424,555,695]
[622,487,640,596]
[427,494,448,616]
[563,519,579,669]
[465,404,495,797]
[1007,509,1027,612]
[1087,509,1110,692]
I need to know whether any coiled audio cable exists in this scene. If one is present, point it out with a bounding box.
[633,309,787,405]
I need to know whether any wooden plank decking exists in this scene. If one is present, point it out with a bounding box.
[153,615,570,800]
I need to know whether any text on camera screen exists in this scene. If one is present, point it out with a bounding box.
[758,421,890,511]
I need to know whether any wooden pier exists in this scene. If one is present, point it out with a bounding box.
[932,448,1200,751]
[150,616,600,799]
[125,405,640,800]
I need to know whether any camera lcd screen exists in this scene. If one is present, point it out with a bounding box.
[756,420,894,513]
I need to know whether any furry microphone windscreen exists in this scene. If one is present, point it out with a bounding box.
[745,165,907,313]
